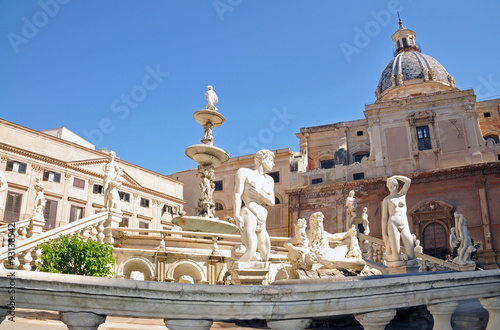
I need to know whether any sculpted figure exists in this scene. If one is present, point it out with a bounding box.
[202,121,214,145]
[449,227,458,250]
[33,176,46,219]
[454,213,476,265]
[0,170,8,210]
[103,151,123,211]
[205,85,218,111]
[382,175,415,262]
[307,212,365,272]
[233,149,275,262]
[345,190,357,229]
[361,207,370,235]
[284,218,314,269]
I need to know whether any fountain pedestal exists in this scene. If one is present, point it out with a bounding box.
[386,259,420,274]
[228,261,269,285]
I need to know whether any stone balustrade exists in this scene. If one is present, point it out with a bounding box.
[0,269,499,329]
[0,210,121,270]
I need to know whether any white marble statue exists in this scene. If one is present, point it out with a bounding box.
[205,85,218,111]
[361,207,370,235]
[414,238,423,254]
[197,165,216,218]
[0,170,7,210]
[103,151,123,212]
[201,121,214,145]
[306,212,365,272]
[454,213,476,265]
[449,227,458,250]
[345,190,357,229]
[233,149,275,262]
[284,218,314,269]
[33,176,46,219]
[381,175,416,263]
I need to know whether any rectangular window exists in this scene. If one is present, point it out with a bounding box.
[484,112,491,118]
[140,197,150,208]
[162,204,173,215]
[73,177,85,189]
[69,205,84,222]
[4,191,22,222]
[268,171,280,183]
[353,173,365,180]
[311,178,323,185]
[214,180,223,191]
[354,153,370,163]
[6,160,27,173]
[119,192,130,202]
[320,159,335,169]
[357,130,364,136]
[43,199,58,229]
[43,170,61,183]
[416,126,432,151]
[139,221,149,235]
[121,217,129,227]
[93,184,103,194]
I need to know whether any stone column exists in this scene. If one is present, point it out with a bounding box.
[267,318,311,330]
[354,309,397,330]
[164,319,213,330]
[426,301,459,330]
[59,311,106,330]
[480,296,500,330]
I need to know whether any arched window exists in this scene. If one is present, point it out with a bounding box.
[274,196,281,205]
[214,202,224,211]
[423,223,447,258]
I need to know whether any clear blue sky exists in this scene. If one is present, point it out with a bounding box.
[1,1,499,176]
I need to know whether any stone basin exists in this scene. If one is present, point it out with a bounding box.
[185,144,230,167]
[172,215,239,234]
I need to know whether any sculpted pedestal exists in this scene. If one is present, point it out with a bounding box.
[227,261,269,286]
[386,259,420,274]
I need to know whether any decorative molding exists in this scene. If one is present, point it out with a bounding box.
[67,196,87,205]
[137,214,153,221]
[45,192,63,199]
[5,182,29,191]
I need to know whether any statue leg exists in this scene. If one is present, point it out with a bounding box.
[239,209,258,262]
[256,228,271,262]
[387,224,401,261]
[401,226,415,260]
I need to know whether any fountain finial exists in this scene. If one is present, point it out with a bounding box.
[205,85,218,111]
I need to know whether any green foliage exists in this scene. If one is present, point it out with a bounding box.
[451,240,481,261]
[38,234,115,277]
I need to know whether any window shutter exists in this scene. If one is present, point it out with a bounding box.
[6,161,13,171]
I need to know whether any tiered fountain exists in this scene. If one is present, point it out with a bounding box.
[172,86,239,234]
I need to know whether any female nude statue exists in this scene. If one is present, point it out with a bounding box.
[381,175,415,262]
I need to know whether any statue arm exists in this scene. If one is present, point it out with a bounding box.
[233,169,245,231]
[393,175,411,195]
[381,198,388,243]
[0,173,7,193]
[259,177,275,206]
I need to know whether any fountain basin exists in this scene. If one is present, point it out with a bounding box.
[194,110,225,126]
[185,144,230,167]
[172,215,239,234]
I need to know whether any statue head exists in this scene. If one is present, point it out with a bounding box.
[109,150,116,160]
[309,212,325,230]
[451,227,456,234]
[349,190,355,197]
[296,217,307,229]
[255,149,275,173]
[363,206,368,213]
[206,85,213,91]
[386,177,398,193]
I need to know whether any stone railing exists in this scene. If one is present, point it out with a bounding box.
[0,211,122,271]
[0,269,499,329]
[358,233,461,273]
[0,219,32,247]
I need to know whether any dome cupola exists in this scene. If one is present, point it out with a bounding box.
[375,19,458,102]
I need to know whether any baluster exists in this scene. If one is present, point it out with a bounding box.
[11,256,20,269]
[18,227,28,241]
[81,226,91,241]
[367,242,374,261]
[33,247,42,269]
[97,222,105,242]
[90,225,98,241]
[2,232,8,247]
[22,248,33,271]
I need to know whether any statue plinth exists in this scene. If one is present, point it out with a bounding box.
[228,261,269,286]
[386,259,420,274]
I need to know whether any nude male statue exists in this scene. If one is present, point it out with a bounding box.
[345,190,357,229]
[205,85,218,111]
[381,175,415,262]
[233,149,275,262]
[103,151,123,211]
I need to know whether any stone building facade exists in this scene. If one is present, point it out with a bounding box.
[0,118,184,231]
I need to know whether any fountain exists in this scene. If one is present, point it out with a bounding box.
[172,86,239,234]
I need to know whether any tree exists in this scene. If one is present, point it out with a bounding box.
[38,234,115,277]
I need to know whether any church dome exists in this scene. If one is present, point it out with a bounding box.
[375,20,457,102]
